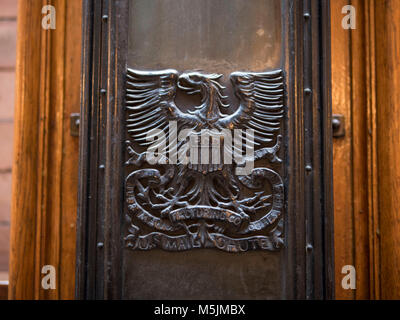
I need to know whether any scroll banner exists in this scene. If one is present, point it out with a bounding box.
[169,206,245,227]
[127,232,282,253]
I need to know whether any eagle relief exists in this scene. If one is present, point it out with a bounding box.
[124,68,285,253]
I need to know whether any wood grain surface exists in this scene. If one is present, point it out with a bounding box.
[0,0,17,283]
[9,0,81,300]
[8,0,400,300]
[331,0,355,300]
[375,0,400,300]
[332,0,400,300]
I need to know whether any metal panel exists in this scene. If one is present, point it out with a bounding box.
[76,0,334,300]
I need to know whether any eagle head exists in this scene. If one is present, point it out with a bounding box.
[177,72,221,94]
[178,72,228,119]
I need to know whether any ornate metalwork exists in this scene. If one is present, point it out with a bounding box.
[124,68,285,252]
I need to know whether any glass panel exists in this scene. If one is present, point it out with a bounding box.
[128,0,282,74]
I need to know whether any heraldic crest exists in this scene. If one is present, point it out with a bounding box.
[124,67,285,253]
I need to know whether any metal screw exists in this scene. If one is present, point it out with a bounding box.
[97,242,104,249]
[306,244,313,252]
[306,165,312,172]
[70,113,80,137]
[304,88,312,95]
[304,13,311,19]
[332,117,340,130]
[102,15,108,21]
[100,89,107,94]
[332,114,345,138]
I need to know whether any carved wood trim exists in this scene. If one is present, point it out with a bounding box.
[331,0,381,300]
[329,0,400,300]
[374,0,400,300]
[331,0,354,300]
[364,0,380,300]
[9,0,81,300]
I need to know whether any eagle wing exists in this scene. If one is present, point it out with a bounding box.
[217,69,284,147]
[126,68,197,147]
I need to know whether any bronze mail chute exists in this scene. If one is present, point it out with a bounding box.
[76,0,333,300]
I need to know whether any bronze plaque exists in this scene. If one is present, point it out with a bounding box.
[123,0,283,299]
[77,0,333,300]
[125,0,284,249]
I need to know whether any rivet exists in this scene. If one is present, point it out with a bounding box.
[102,15,108,21]
[304,88,312,95]
[99,164,105,170]
[306,244,313,252]
[304,13,311,19]
[97,242,104,249]
[306,165,312,172]
[100,89,107,94]
[332,117,341,130]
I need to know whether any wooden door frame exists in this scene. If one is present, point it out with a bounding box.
[331,0,400,300]
[8,0,82,300]
[13,0,400,300]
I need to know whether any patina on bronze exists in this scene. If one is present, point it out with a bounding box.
[76,0,334,300]
[124,68,285,252]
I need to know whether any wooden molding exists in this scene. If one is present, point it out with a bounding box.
[9,0,81,300]
[350,0,373,300]
[331,0,382,299]
[374,0,400,300]
[331,0,355,300]
[364,0,380,300]
[332,0,400,300]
